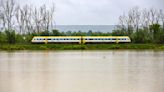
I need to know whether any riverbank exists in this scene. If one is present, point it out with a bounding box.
[0,44,164,50]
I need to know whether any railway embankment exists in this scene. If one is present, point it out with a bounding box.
[0,44,164,50]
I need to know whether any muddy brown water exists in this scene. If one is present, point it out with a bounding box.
[0,50,164,92]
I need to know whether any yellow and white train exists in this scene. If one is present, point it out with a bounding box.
[31,36,131,44]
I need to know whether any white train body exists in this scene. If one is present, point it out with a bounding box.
[31,36,131,44]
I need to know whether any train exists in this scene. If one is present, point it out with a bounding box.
[31,36,131,44]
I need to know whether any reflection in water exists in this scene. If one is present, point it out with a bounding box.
[0,51,164,92]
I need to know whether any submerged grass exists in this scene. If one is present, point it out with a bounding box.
[0,44,164,50]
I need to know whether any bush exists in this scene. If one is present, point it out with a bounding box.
[16,34,26,44]
[5,30,16,44]
[0,32,7,44]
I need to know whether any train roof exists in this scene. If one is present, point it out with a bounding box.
[33,36,130,38]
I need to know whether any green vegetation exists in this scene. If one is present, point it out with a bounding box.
[0,44,164,50]
[112,7,164,44]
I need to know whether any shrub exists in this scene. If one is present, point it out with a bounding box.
[5,30,16,44]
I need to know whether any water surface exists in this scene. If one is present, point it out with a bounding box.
[0,50,164,92]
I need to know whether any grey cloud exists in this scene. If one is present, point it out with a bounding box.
[16,0,163,25]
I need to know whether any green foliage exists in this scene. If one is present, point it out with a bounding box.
[0,32,7,44]
[16,34,26,44]
[62,45,86,50]
[112,23,164,44]
[132,29,147,43]
[5,30,16,44]
[1,44,163,50]
[149,24,161,43]
[40,30,50,36]
[51,29,61,36]
[112,29,127,36]
[24,34,34,43]
[39,46,48,50]
[87,30,93,36]
[158,30,164,44]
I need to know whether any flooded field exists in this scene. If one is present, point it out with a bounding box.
[0,50,164,92]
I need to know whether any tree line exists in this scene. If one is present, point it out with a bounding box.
[112,7,164,44]
[0,0,56,44]
[0,0,55,33]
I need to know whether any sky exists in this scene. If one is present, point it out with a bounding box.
[17,0,164,25]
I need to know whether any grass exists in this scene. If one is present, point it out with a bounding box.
[0,43,164,50]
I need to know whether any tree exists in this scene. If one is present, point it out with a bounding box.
[15,5,26,34]
[1,0,16,30]
[159,9,164,28]
[5,30,16,44]
[51,29,61,36]
[149,23,161,43]
[32,4,55,34]
[87,30,92,36]
[114,7,164,43]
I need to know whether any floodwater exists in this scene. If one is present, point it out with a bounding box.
[0,50,164,92]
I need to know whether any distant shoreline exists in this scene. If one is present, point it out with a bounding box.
[0,44,164,51]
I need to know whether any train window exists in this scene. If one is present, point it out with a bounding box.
[119,38,126,40]
[108,38,111,40]
[112,38,116,40]
[47,38,51,40]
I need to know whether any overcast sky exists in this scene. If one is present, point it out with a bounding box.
[17,0,164,25]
